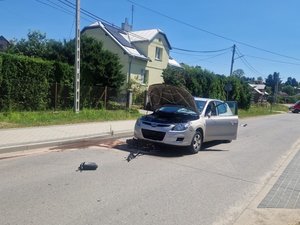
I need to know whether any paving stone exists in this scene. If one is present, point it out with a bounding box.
[258,150,300,208]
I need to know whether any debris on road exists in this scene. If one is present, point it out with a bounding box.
[77,162,98,171]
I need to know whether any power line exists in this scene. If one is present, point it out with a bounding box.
[36,0,93,22]
[235,47,264,76]
[172,46,232,53]
[35,0,73,16]
[128,0,300,62]
[245,55,300,66]
[62,0,112,24]
[172,50,230,60]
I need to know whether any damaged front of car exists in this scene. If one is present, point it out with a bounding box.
[134,84,205,154]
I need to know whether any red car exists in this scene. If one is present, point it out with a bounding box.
[289,100,300,113]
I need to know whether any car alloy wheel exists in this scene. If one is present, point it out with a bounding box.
[188,131,202,154]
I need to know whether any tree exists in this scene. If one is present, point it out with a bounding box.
[162,65,185,87]
[232,69,245,78]
[7,31,48,58]
[80,35,125,89]
[257,76,264,84]
[285,77,298,87]
[265,72,281,94]
[282,85,295,96]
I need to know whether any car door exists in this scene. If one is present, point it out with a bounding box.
[204,100,238,141]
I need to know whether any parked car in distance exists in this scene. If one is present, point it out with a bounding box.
[289,100,300,113]
[134,84,238,154]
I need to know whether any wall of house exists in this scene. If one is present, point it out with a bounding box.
[132,33,170,85]
[83,28,147,87]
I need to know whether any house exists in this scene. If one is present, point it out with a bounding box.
[249,83,269,103]
[0,35,10,51]
[81,19,181,87]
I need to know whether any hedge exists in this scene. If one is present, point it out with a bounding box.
[0,53,74,111]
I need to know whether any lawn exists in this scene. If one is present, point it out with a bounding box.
[0,109,141,129]
[0,104,290,129]
[239,104,289,118]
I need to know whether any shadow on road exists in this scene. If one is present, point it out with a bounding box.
[49,136,229,162]
[115,139,229,162]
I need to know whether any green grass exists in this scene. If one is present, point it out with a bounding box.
[0,104,290,129]
[0,109,141,129]
[239,104,289,118]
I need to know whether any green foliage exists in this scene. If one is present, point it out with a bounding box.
[162,64,251,109]
[80,35,125,89]
[232,69,245,78]
[162,65,186,87]
[282,85,295,96]
[7,31,48,58]
[285,77,298,87]
[265,72,281,94]
[239,104,288,118]
[0,53,51,111]
[4,31,127,111]
[129,79,147,106]
[49,62,74,109]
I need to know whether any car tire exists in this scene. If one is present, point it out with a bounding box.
[188,131,202,154]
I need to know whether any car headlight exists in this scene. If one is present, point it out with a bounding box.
[172,122,191,131]
[135,118,142,127]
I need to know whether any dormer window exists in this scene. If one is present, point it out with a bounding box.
[155,47,163,61]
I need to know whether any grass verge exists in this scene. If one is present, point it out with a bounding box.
[0,109,141,129]
[0,104,290,129]
[239,104,289,118]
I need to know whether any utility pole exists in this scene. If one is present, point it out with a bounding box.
[131,5,134,29]
[74,0,81,113]
[230,44,236,76]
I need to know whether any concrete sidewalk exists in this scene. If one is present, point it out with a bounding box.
[0,120,136,154]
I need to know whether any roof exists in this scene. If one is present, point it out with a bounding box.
[0,35,9,43]
[82,22,148,61]
[82,21,173,60]
[249,83,266,90]
[129,29,172,49]
[168,57,181,68]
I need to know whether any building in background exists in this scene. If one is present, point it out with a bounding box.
[249,83,269,103]
[0,36,10,51]
[82,19,181,87]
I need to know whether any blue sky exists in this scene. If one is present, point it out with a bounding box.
[1,0,300,82]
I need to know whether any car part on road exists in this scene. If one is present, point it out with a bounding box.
[77,162,98,171]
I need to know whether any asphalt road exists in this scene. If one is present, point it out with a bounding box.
[1,113,300,225]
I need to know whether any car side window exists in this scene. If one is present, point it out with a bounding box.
[215,101,234,116]
[205,102,217,116]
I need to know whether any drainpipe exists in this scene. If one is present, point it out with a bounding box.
[126,56,133,108]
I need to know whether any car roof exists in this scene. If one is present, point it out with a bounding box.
[193,97,223,102]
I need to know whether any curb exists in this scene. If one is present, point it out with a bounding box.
[0,131,133,156]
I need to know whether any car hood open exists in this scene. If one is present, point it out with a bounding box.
[147,84,198,113]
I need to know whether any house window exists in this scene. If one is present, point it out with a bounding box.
[155,47,163,61]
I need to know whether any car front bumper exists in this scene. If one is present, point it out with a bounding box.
[134,123,195,147]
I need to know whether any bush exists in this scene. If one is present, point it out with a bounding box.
[0,53,51,111]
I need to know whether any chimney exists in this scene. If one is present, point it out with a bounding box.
[121,18,132,32]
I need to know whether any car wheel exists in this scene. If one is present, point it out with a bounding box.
[188,131,202,154]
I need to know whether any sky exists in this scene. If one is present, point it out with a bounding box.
[1,0,300,82]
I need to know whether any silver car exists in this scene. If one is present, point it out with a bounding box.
[134,84,238,154]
